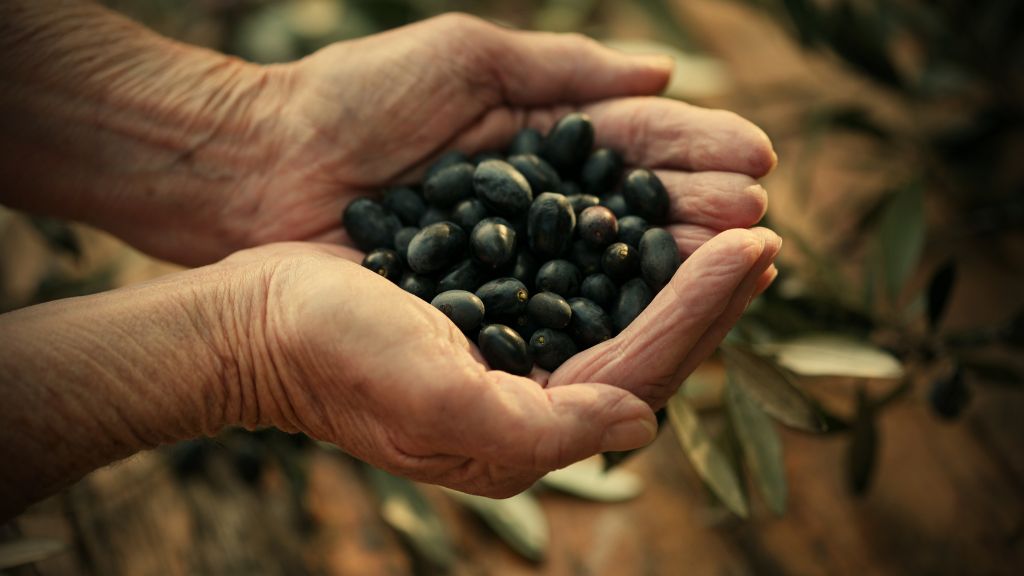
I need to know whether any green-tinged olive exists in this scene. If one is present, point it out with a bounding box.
[476,278,530,317]
[570,239,603,276]
[527,192,576,258]
[399,272,436,301]
[511,250,539,289]
[580,148,623,196]
[623,169,670,223]
[602,242,640,283]
[407,222,467,274]
[508,154,561,195]
[568,298,613,349]
[424,162,475,207]
[437,259,486,292]
[612,278,653,333]
[639,228,681,289]
[425,150,468,180]
[362,248,402,281]
[478,324,533,376]
[535,259,581,297]
[451,198,489,231]
[542,113,594,177]
[474,159,533,215]
[393,227,418,262]
[600,193,629,218]
[530,329,578,371]
[382,186,426,226]
[468,216,512,263]
[342,198,402,251]
[527,292,572,330]
[431,290,486,333]
[508,127,544,156]
[580,274,618,309]
[618,215,650,248]
[578,206,619,248]
[418,206,449,227]
[567,193,600,216]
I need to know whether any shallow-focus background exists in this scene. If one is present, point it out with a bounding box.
[2,0,1023,574]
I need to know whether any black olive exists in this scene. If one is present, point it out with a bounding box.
[612,278,653,332]
[510,249,539,290]
[577,206,619,248]
[541,113,595,177]
[451,198,489,231]
[406,222,467,274]
[342,198,402,251]
[580,274,618,309]
[600,193,630,218]
[602,242,640,283]
[535,259,581,298]
[508,154,561,196]
[437,258,486,292]
[568,297,613,349]
[569,239,604,277]
[418,206,450,227]
[527,192,576,258]
[617,215,650,248]
[478,324,533,376]
[473,159,534,215]
[639,228,681,290]
[473,151,504,165]
[529,329,578,371]
[399,272,437,301]
[559,181,581,197]
[425,150,469,180]
[424,162,475,207]
[393,227,418,262]
[580,148,624,196]
[431,290,486,333]
[470,217,517,268]
[567,193,601,216]
[622,168,670,223]
[508,127,544,156]
[382,186,426,226]
[476,278,530,317]
[527,292,573,330]
[362,248,402,282]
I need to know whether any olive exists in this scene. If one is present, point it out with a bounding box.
[362,248,402,282]
[478,324,533,376]
[622,169,670,223]
[580,274,618,309]
[569,239,603,277]
[431,290,486,333]
[639,228,681,289]
[474,159,533,215]
[424,162,475,207]
[473,151,504,165]
[535,259,581,297]
[542,113,594,177]
[568,298,614,349]
[406,222,467,274]
[399,272,436,301]
[580,148,624,196]
[559,181,581,197]
[527,292,573,330]
[612,278,653,332]
[476,278,530,317]
[577,206,619,248]
[393,227,418,262]
[425,150,468,180]
[508,127,544,156]
[617,215,650,248]
[437,259,486,292]
[382,186,426,226]
[471,218,517,268]
[342,198,402,251]
[510,249,539,289]
[602,242,640,283]
[529,329,578,371]
[505,313,541,342]
[600,193,630,218]
[451,198,489,231]
[508,154,561,195]
[527,192,576,258]
[567,193,601,216]
[418,206,450,227]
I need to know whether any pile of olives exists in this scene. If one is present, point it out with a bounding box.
[344,113,680,375]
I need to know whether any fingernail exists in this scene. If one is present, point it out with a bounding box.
[600,417,658,452]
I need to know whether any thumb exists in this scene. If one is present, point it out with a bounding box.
[459,372,658,471]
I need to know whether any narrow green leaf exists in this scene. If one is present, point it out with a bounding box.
[926,260,957,330]
[666,391,749,518]
[365,467,456,570]
[720,345,827,432]
[756,333,904,379]
[725,377,787,515]
[541,457,643,503]
[847,387,878,495]
[0,538,66,570]
[444,489,548,562]
[877,184,926,302]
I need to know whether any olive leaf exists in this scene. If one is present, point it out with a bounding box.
[720,345,827,432]
[540,456,643,503]
[666,390,749,518]
[847,387,878,495]
[443,488,548,562]
[755,334,904,379]
[0,537,66,570]
[365,467,456,570]
[926,260,957,330]
[725,377,787,515]
[877,183,926,303]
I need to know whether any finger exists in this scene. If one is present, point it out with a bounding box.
[658,170,768,230]
[449,372,658,472]
[754,265,779,298]
[487,25,673,105]
[667,223,717,259]
[550,228,781,406]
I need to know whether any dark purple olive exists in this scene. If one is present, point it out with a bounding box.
[612,278,653,332]
[541,113,595,177]
[471,218,517,268]
[617,215,650,248]
[639,228,681,289]
[362,248,402,282]
[530,329,578,371]
[578,206,619,248]
[406,222,467,274]
[342,198,402,251]
[527,192,576,258]
[580,274,618,309]
[622,169,670,223]
[476,278,530,317]
[535,259,581,298]
[432,290,486,333]
[527,292,573,330]
[508,127,544,156]
[568,297,613,349]
[382,187,426,226]
[602,242,640,283]
[580,148,624,196]
[424,162,475,207]
[508,154,561,196]
[478,324,533,376]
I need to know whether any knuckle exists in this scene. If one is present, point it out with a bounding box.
[432,12,489,36]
